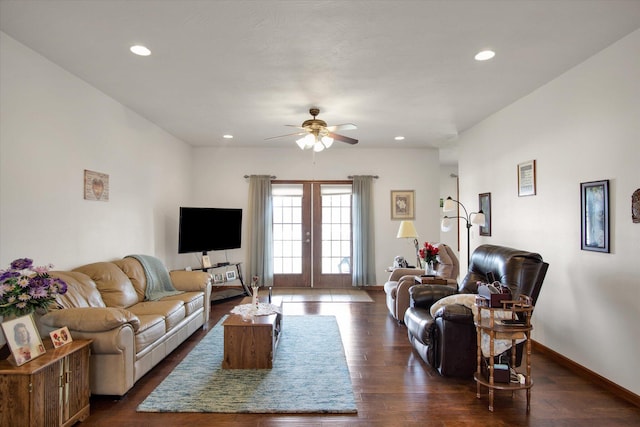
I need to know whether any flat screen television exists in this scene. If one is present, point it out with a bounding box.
[178,207,242,254]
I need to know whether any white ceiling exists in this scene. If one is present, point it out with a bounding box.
[2,1,640,165]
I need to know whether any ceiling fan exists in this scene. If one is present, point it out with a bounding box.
[265,108,358,152]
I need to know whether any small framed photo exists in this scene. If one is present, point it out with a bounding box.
[391,190,415,220]
[213,273,224,284]
[1,314,46,366]
[517,160,536,197]
[581,179,610,253]
[478,192,491,236]
[49,326,73,348]
[225,270,237,281]
[84,169,109,201]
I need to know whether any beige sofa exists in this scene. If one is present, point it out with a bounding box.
[384,243,459,323]
[39,256,211,396]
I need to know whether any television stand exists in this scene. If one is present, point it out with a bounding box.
[193,262,250,300]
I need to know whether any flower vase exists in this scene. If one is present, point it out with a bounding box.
[251,286,259,308]
[427,261,437,275]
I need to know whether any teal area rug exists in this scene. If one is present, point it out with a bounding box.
[137,315,357,413]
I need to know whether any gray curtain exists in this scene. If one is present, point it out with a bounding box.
[351,175,376,286]
[248,175,273,286]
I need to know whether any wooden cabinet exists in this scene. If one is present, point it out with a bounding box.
[0,340,91,427]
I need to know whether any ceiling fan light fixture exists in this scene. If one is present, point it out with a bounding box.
[296,137,307,150]
[313,141,325,152]
[321,135,334,148]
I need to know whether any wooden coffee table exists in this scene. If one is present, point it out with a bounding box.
[222,297,282,369]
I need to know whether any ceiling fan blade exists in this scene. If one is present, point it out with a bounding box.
[264,131,306,141]
[329,132,358,145]
[327,123,357,132]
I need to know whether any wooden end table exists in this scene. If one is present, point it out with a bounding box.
[222,297,282,369]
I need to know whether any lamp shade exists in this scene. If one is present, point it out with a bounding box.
[443,197,457,212]
[396,220,418,239]
[472,211,486,225]
[440,217,453,232]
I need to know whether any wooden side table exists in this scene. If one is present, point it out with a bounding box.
[0,339,92,426]
[413,275,447,285]
[474,296,534,413]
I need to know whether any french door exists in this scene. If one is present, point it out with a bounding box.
[272,181,352,288]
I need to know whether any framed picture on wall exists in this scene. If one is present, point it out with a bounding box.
[391,190,415,220]
[517,160,536,196]
[478,192,491,236]
[84,169,109,201]
[581,179,610,253]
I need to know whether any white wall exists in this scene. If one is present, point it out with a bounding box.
[0,31,444,286]
[0,33,193,270]
[457,30,640,396]
[187,146,442,283]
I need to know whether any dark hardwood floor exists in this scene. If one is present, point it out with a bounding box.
[85,291,640,426]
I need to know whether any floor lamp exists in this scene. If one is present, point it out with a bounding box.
[396,220,420,268]
[441,197,485,267]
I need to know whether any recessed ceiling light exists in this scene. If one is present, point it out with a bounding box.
[130,45,151,56]
[394,136,405,141]
[223,134,233,139]
[475,50,495,61]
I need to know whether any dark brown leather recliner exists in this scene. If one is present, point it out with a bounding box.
[404,244,549,377]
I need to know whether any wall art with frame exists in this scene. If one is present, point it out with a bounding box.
[517,160,536,197]
[479,192,491,236]
[84,169,109,201]
[580,179,610,253]
[391,190,415,220]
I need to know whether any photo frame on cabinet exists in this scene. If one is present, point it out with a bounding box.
[49,326,73,348]
[517,160,536,196]
[581,180,610,253]
[213,273,224,284]
[479,192,492,236]
[391,190,415,220]
[225,270,237,281]
[1,314,46,366]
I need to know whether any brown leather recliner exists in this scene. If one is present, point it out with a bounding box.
[404,244,549,377]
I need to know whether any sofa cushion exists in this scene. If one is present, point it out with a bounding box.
[50,271,106,308]
[74,262,139,308]
[113,258,147,302]
[133,314,166,354]
[162,292,204,317]
[128,300,185,332]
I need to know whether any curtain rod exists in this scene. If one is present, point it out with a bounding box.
[244,175,276,179]
[347,175,379,179]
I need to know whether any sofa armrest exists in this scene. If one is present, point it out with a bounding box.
[409,284,457,310]
[41,307,140,332]
[170,270,211,292]
[433,303,473,323]
[387,267,424,282]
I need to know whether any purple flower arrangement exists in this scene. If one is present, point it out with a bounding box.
[0,258,67,317]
